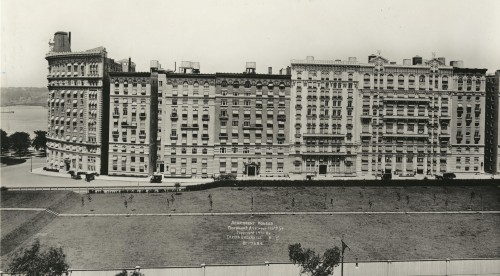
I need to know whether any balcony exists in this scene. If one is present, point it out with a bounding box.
[171,113,178,120]
[113,113,120,118]
[181,124,199,130]
[303,133,345,138]
[295,104,302,110]
[219,114,228,120]
[202,134,209,140]
[278,115,286,121]
[242,124,263,130]
[383,115,429,121]
[170,134,178,140]
[202,115,210,121]
[139,113,147,119]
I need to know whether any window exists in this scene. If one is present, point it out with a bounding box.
[171,158,176,164]
[220,147,226,153]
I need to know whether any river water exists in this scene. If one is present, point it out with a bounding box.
[0,105,48,135]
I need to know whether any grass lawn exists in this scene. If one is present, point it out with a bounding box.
[0,211,43,239]
[1,186,499,270]
[65,186,500,214]
[1,214,498,270]
[1,191,75,209]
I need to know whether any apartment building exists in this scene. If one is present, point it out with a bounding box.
[159,61,217,178]
[108,72,153,176]
[290,54,486,177]
[45,32,126,174]
[485,70,500,174]
[450,67,487,174]
[214,64,292,178]
[290,56,360,177]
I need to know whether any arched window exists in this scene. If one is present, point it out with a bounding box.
[348,74,353,81]
[279,82,285,90]
[233,81,239,88]
[183,81,188,88]
[193,81,199,88]
[221,81,228,87]
[203,81,209,88]
[267,82,274,89]
[244,81,251,88]
[256,81,263,89]
[364,74,370,80]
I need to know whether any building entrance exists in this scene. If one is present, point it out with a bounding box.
[319,165,327,175]
[248,166,256,176]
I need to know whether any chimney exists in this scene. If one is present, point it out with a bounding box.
[68,32,71,46]
[53,31,71,52]
[268,67,272,74]
[128,57,131,72]
[286,66,291,75]
[245,62,256,74]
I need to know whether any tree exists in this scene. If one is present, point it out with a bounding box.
[8,239,69,276]
[0,129,10,154]
[32,130,47,152]
[9,131,31,157]
[288,243,341,276]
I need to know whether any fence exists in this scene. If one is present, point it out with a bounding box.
[64,258,500,276]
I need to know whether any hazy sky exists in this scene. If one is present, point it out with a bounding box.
[1,0,499,87]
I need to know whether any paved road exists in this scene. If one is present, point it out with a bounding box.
[0,157,212,188]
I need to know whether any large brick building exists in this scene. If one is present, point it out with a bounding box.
[45,32,498,178]
[45,32,131,174]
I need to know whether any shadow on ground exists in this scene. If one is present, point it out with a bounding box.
[0,156,27,167]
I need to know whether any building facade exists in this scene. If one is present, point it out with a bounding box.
[290,55,487,177]
[213,64,292,178]
[108,72,153,176]
[45,32,126,174]
[159,61,217,178]
[45,32,497,178]
[485,70,500,174]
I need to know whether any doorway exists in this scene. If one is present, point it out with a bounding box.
[319,165,327,175]
[248,166,256,176]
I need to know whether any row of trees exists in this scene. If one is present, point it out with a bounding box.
[0,129,46,157]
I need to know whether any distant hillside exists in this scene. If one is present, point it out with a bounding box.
[0,87,48,107]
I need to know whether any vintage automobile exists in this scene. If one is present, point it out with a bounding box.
[150,174,162,183]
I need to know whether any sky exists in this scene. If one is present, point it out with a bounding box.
[1,0,500,87]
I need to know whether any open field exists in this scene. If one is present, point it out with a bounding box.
[34,186,500,214]
[1,214,499,269]
[0,210,44,238]
[1,186,499,270]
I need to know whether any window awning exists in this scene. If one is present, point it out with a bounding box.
[72,118,77,122]
[112,156,118,161]
[121,156,127,160]
[60,100,65,104]
[66,109,71,113]
[51,99,55,103]
[66,118,71,122]
[72,100,78,104]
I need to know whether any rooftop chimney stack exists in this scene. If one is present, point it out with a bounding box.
[245,62,256,74]
[268,67,272,74]
[53,31,71,52]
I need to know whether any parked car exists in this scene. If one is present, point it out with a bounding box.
[443,172,456,180]
[150,174,162,183]
[381,173,392,180]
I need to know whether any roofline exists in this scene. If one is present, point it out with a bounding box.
[109,72,151,77]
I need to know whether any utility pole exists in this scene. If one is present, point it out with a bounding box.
[30,154,33,172]
[341,240,350,276]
